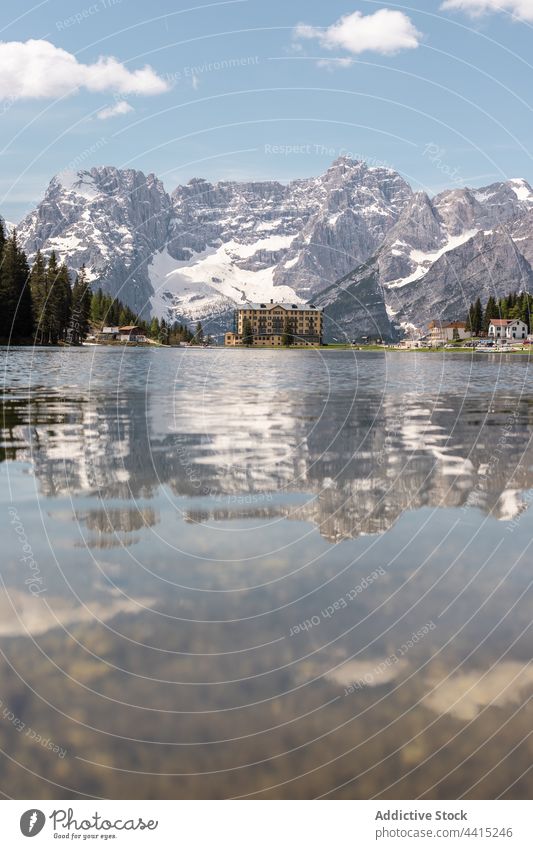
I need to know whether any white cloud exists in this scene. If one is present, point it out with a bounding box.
[294,9,422,56]
[441,0,533,19]
[316,58,355,70]
[96,100,134,120]
[0,39,170,101]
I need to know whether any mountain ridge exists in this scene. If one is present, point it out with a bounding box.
[16,158,533,338]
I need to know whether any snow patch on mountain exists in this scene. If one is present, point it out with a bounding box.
[386,230,477,288]
[53,170,99,200]
[509,178,533,203]
[149,237,302,322]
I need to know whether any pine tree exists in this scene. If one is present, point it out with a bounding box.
[44,251,60,343]
[29,250,48,343]
[0,218,6,293]
[108,298,120,327]
[482,295,498,334]
[70,266,92,344]
[55,261,72,341]
[90,288,104,327]
[520,293,533,329]
[0,231,32,340]
[160,317,169,344]
[472,298,483,336]
[0,231,17,338]
[194,321,204,344]
[13,238,32,339]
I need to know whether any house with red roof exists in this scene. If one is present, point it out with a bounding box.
[488,318,528,342]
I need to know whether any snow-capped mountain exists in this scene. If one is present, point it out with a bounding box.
[321,178,533,338]
[16,158,412,325]
[15,159,533,338]
[150,158,412,324]
[18,167,173,314]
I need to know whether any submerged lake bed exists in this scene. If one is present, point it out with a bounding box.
[1,346,532,799]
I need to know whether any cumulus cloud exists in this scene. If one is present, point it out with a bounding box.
[294,9,422,56]
[96,100,134,120]
[0,39,170,101]
[441,0,533,19]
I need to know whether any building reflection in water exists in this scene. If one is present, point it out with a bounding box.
[1,349,533,799]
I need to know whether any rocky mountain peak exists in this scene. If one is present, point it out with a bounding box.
[18,166,173,315]
[14,160,533,339]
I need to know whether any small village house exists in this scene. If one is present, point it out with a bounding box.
[119,325,145,342]
[95,325,145,343]
[488,318,528,342]
[428,320,469,346]
[397,339,425,349]
[95,326,120,341]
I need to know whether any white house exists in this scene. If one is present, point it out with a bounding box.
[488,319,528,342]
[428,321,469,346]
[96,326,120,341]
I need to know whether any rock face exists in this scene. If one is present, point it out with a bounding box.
[149,157,413,325]
[271,158,413,295]
[316,260,394,342]
[17,167,173,315]
[16,161,533,338]
[321,178,533,339]
[390,228,533,330]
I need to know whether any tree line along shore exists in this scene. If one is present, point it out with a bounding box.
[0,220,207,347]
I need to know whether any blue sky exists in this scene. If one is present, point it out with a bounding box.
[2,0,533,220]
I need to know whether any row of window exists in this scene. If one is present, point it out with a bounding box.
[248,336,320,345]
[244,335,321,341]
[240,321,318,327]
[239,320,320,326]
[238,311,320,317]
[492,330,526,338]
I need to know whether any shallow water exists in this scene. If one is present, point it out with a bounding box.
[1,346,532,799]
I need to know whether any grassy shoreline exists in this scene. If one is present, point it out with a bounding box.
[2,340,532,356]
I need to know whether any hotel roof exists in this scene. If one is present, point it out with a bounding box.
[238,302,322,311]
[429,320,467,329]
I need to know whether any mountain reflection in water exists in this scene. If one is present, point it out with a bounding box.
[1,347,532,799]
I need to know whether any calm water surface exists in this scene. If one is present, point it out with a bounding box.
[1,346,532,799]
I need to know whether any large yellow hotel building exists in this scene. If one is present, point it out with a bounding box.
[225,301,323,347]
